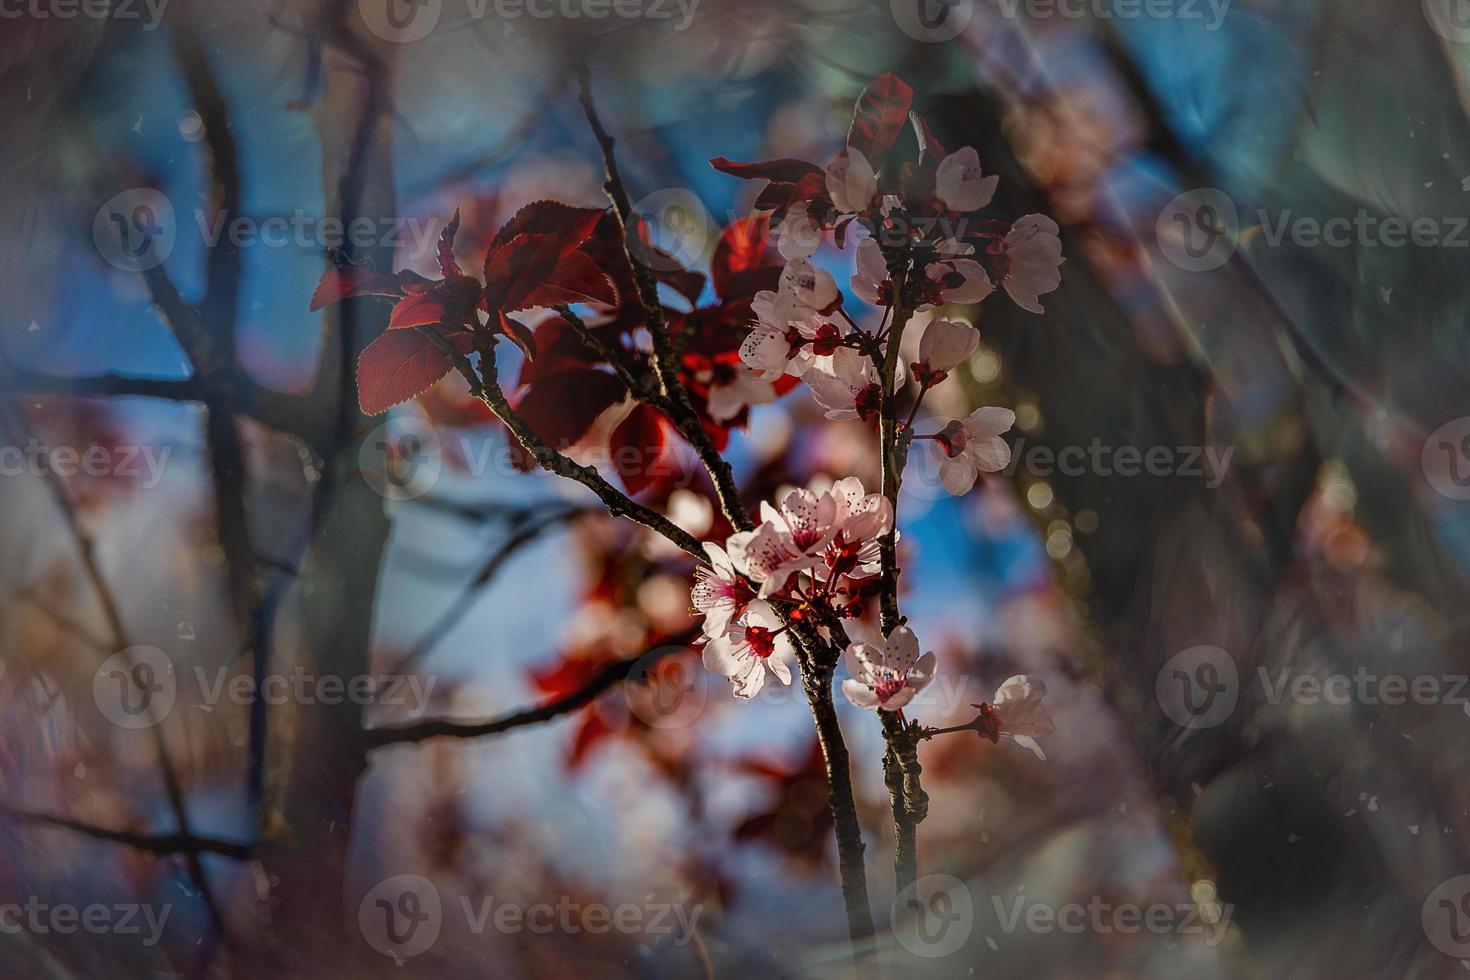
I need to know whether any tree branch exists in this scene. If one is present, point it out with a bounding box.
[426,328,704,558]
[0,806,253,860]
[364,629,697,748]
[576,66,754,533]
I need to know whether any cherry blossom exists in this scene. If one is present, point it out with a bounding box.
[849,238,890,306]
[841,626,937,712]
[775,202,823,260]
[932,406,1015,495]
[918,249,995,310]
[730,488,841,597]
[806,347,897,423]
[817,476,892,584]
[913,316,979,385]
[974,674,1054,759]
[999,215,1064,314]
[739,315,846,381]
[691,541,755,639]
[934,147,999,213]
[704,364,777,422]
[826,148,878,215]
[702,599,796,699]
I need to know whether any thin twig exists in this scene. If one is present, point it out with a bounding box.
[364,628,698,748]
[425,328,703,558]
[0,806,253,860]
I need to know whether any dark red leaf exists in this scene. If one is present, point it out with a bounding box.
[609,404,670,496]
[484,234,619,314]
[846,72,914,170]
[436,209,463,278]
[309,267,404,311]
[497,312,538,361]
[508,368,626,471]
[709,157,823,183]
[387,276,481,329]
[488,200,606,255]
[516,315,605,387]
[356,328,473,415]
[568,711,613,769]
[710,215,774,298]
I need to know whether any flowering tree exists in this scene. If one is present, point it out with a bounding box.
[314,69,1063,952]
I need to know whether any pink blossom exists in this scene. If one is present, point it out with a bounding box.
[934,147,998,213]
[806,347,901,423]
[849,238,889,305]
[704,365,776,422]
[913,316,979,384]
[1000,215,1063,313]
[691,541,755,639]
[817,476,892,583]
[826,148,878,215]
[920,251,994,309]
[975,674,1054,759]
[775,203,823,260]
[729,488,840,597]
[701,599,796,699]
[933,406,1015,495]
[841,626,937,712]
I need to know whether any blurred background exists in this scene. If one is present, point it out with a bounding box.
[3,0,1470,976]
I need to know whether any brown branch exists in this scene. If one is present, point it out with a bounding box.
[426,328,704,558]
[8,370,205,402]
[575,67,754,533]
[799,662,875,946]
[0,806,253,860]
[364,629,698,748]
